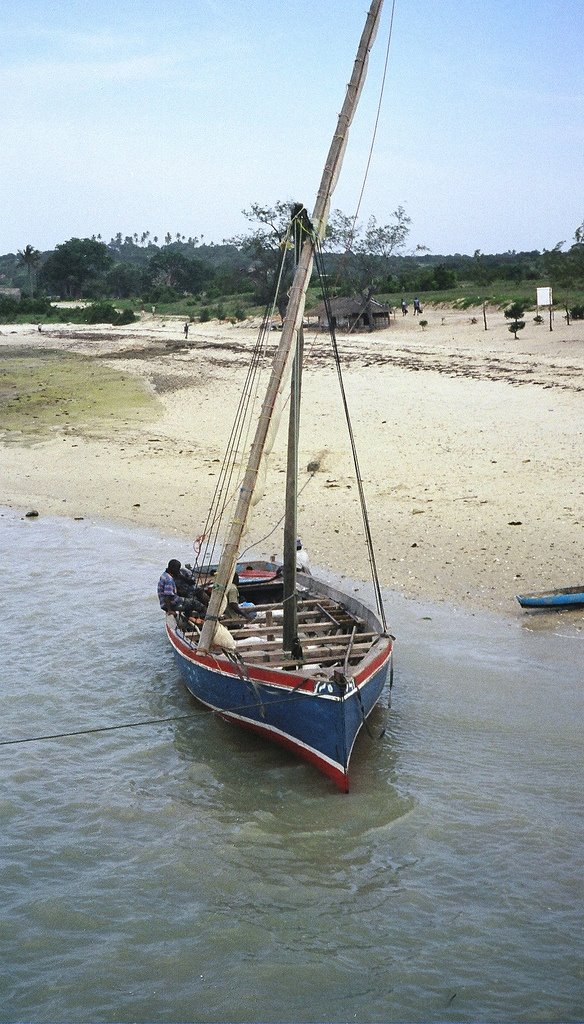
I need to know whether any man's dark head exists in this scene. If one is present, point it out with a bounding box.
[167,559,181,577]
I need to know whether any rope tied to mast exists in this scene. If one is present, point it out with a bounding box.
[313,238,389,633]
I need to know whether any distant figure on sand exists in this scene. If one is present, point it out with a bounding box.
[183,320,189,340]
[401,299,408,316]
[413,297,421,315]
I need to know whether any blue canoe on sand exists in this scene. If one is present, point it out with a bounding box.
[516,587,584,609]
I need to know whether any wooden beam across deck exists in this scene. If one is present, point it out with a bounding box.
[228,596,349,615]
[235,630,379,653]
[226,617,369,641]
[239,637,380,670]
[226,607,345,626]
[223,601,361,633]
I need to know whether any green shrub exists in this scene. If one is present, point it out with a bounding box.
[83,302,120,324]
[0,297,22,320]
[0,296,51,321]
[199,307,210,322]
[22,297,52,315]
[142,285,179,304]
[570,304,584,320]
[114,308,136,325]
[505,302,526,339]
[81,302,135,325]
[507,321,525,337]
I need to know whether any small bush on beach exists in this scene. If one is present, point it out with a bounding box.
[113,308,137,325]
[505,302,526,339]
[82,302,118,324]
[570,304,584,320]
[82,302,136,325]
[142,285,179,305]
[0,296,51,322]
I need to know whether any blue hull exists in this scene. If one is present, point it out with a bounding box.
[517,588,584,608]
[168,627,392,791]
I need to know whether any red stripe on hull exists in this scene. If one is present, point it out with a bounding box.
[216,711,350,792]
[167,623,393,791]
[169,625,320,691]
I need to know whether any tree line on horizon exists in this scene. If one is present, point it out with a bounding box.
[2,206,583,319]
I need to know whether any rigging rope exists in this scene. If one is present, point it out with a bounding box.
[352,0,396,226]
[193,222,296,572]
[313,237,388,632]
[237,468,315,562]
[195,199,390,635]
[328,0,397,293]
[190,0,397,569]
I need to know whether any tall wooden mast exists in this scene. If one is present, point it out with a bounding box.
[282,205,307,655]
[198,0,384,654]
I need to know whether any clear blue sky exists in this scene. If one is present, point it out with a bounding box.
[2,0,582,256]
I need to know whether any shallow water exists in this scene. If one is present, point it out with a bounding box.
[1,509,583,1023]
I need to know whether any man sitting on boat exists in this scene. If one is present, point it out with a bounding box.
[158,559,212,623]
[296,538,311,573]
[274,538,311,577]
[217,573,256,621]
[158,561,240,651]
[158,559,184,615]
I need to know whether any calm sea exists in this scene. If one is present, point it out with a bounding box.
[1,508,583,1023]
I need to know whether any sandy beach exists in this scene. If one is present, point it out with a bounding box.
[1,306,583,616]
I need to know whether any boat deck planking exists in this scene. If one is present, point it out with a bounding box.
[181,593,383,673]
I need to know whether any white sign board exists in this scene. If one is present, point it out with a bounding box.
[537,286,552,307]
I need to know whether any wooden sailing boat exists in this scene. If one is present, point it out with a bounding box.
[165,0,394,791]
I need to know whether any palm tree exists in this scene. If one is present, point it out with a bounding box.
[17,244,41,297]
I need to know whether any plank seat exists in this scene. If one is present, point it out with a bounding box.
[227,618,368,640]
[241,637,382,671]
[234,630,379,653]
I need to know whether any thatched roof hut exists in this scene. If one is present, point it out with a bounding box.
[304,296,392,331]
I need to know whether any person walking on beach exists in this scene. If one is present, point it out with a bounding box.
[413,297,421,316]
[401,299,408,316]
[183,320,189,340]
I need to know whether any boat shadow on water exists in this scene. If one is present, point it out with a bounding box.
[166,665,410,806]
[516,598,584,635]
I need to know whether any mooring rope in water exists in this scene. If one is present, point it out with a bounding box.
[0,656,393,748]
[0,713,203,747]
